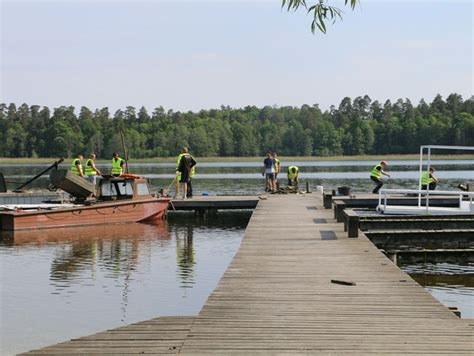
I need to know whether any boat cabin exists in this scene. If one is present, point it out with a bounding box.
[97,177,153,201]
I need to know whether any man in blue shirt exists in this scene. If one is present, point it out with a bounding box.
[262,152,276,192]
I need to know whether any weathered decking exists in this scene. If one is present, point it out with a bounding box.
[24,194,473,355]
[22,316,195,355]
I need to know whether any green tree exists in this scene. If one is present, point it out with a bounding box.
[1,92,471,158]
[44,120,78,157]
[313,120,342,156]
[232,122,258,156]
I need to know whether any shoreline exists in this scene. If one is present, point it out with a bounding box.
[1,154,474,165]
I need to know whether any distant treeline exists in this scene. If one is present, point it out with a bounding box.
[1,94,473,159]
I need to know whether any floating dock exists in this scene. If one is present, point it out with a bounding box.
[23,194,473,355]
[170,195,259,211]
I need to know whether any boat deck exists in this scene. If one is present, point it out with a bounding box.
[22,194,473,354]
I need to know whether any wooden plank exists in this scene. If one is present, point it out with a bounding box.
[21,316,194,355]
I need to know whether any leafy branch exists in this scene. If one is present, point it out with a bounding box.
[282,0,358,33]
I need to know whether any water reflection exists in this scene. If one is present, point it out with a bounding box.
[1,223,172,303]
[175,224,196,288]
[0,212,250,355]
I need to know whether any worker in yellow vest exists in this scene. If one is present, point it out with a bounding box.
[111,152,125,177]
[273,152,281,190]
[421,167,438,190]
[175,149,196,198]
[188,160,196,198]
[70,154,85,178]
[287,166,299,187]
[370,160,390,194]
[176,147,197,199]
[84,153,101,185]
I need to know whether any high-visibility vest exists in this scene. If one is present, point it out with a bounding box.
[176,153,196,177]
[70,158,82,175]
[274,159,281,172]
[112,157,123,175]
[421,171,434,185]
[176,153,184,169]
[84,159,97,176]
[287,166,299,180]
[370,164,382,179]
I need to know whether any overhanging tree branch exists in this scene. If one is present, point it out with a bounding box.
[282,0,358,34]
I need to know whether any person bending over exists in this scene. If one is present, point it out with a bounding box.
[370,160,390,194]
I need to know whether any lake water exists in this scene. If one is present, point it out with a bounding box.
[0,159,473,355]
[0,211,251,355]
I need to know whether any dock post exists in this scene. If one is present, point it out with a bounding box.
[348,215,359,238]
[323,193,332,209]
[333,201,346,222]
[343,209,360,238]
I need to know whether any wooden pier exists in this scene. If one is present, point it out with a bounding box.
[23,194,473,355]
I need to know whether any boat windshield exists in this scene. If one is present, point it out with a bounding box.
[100,179,134,199]
[136,182,150,196]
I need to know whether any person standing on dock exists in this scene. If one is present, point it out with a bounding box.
[287,165,299,187]
[175,153,182,198]
[111,152,125,177]
[273,152,281,189]
[84,153,101,185]
[421,167,439,191]
[370,160,390,194]
[177,147,196,199]
[70,154,85,178]
[175,148,197,198]
[262,152,276,193]
[188,156,196,198]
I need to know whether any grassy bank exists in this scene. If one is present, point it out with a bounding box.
[0,154,473,165]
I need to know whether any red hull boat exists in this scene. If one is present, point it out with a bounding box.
[0,173,171,231]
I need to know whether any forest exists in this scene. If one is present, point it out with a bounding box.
[0,94,473,159]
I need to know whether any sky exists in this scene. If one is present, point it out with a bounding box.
[1,0,472,113]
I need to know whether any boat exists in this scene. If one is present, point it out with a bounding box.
[0,169,171,231]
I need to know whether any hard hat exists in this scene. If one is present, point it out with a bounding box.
[381,160,388,165]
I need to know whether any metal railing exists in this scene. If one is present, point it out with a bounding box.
[417,145,474,208]
[378,189,474,213]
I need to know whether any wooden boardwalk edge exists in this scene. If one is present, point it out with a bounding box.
[20,316,195,355]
